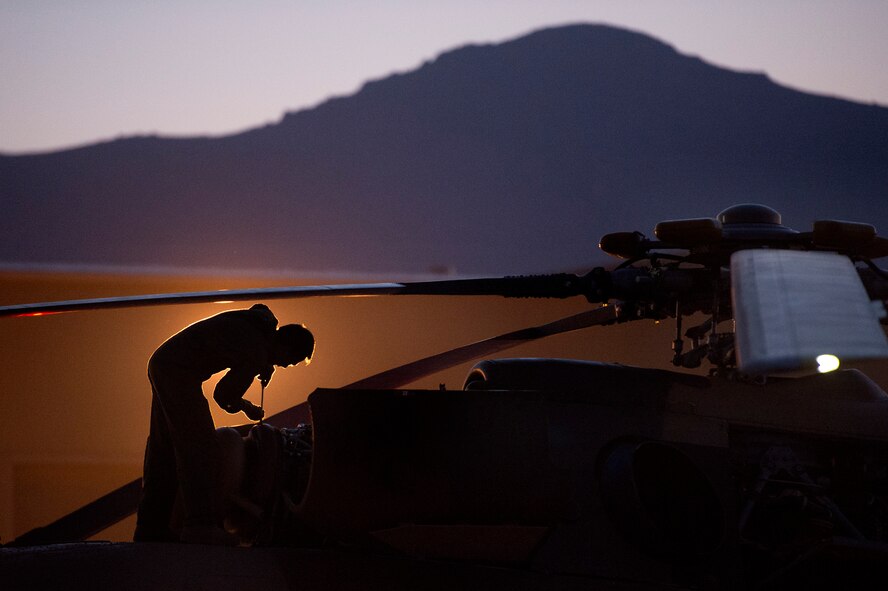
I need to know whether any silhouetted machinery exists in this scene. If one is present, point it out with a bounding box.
[3,204,888,590]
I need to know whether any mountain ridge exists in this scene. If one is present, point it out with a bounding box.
[2,23,886,275]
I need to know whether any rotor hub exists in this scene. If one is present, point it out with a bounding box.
[717,204,797,241]
[718,204,782,226]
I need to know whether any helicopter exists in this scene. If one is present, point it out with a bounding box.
[2,203,888,590]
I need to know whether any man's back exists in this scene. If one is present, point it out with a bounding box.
[152,304,278,380]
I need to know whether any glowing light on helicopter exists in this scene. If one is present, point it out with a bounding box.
[213,300,235,304]
[816,354,840,373]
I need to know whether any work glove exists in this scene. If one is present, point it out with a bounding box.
[242,400,265,421]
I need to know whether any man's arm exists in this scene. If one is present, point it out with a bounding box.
[213,366,259,415]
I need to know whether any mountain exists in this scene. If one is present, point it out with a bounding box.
[2,24,887,275]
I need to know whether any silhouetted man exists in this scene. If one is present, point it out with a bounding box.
[134,303,314,544]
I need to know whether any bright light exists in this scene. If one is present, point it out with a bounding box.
[213,300,235,304]
[816,354,840,373]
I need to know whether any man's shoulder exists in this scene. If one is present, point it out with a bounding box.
[209,304,278,330]
[246,303,278,327]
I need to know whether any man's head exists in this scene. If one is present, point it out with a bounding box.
[273,324,315,367]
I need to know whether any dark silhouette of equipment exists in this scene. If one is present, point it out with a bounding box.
[2,203,888,590]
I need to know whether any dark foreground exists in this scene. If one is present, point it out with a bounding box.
[0,541,669,591]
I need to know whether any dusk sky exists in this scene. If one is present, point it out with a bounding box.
[2,0,886,154]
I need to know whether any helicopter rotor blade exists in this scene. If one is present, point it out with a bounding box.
[263,307,621,424]
[7,479,142,546]
[343,305,620,390]
[0,274,590,318]
[0,283,403,317]
[265,306,620,425]
[732,249,888,374]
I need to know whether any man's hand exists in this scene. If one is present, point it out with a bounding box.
[258,365,275,387]
[242,400,265,421]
